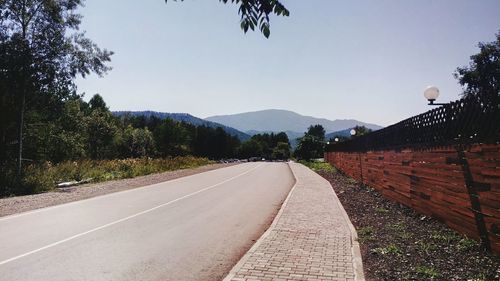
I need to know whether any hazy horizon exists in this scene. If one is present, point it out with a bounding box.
[114,108,388,127]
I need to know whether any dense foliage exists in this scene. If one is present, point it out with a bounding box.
[0,92,246,196]
[238,132,291,160]
[351,125,372,137]
[0,0,112,178]
[294,125,326,160]
[118,111,242,159]
[454,31,500,103]
[19,157,211,195]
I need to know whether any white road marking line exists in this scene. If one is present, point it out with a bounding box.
[0,163,248,222]
[0,163,265,266]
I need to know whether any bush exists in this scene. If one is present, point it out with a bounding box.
[117,126,156,158]
[299,160,336,174]
[0,156,212,197]
[21,162,56,194]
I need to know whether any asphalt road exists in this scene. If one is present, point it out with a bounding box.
[0,162,295,281]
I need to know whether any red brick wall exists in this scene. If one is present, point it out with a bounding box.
[325,144,500,253]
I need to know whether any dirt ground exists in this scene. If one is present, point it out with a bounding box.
[318,170,499,281]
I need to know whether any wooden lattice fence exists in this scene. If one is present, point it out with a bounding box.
[325,95,499,253]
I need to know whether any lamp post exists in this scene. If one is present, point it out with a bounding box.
[424,86,447,106]
[349,128,364,183]
[323,141,330,163]
[323,141,330,150]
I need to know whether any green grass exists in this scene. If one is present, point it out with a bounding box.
[372,244,402,255]
[430,229,478,251]
[416,265,440,279]
[357,226,375,243]
[467,272,487,281]
[299,160,336,173]
[387,222,406,232]
[386,222,412,239]
[374,207,389,214]
[346,177,358,185]
[457,237,478,251]
[430,230,479,252]
[16,156,212,195]
[430,229,460,245]
[417,240,438,254]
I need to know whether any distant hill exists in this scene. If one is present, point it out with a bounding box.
[325,129,352,140]
[113,111,251,141]
[206,109,383,135]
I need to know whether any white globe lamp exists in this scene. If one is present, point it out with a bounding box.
[424,86,440,105]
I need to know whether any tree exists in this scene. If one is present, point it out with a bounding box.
[154,118,190,156]
[86,110,117,159]
[237,132,289,160]
[454,31,499,103]
[0,0,112,175]
[294,135,322,161]
[250,133,272,159]
[211,127,240,159]
[40,99,88,162]
[274,132,290,145]
[167,0,289,38]
[294,125,326,160]
[118,126,156,158]
[89,94,108,112]
[238,139,263,159]
[306,125,326,141]
[272,142,290,160]
[351,125,372,137]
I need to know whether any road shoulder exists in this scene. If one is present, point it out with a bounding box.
[0,163,236,218]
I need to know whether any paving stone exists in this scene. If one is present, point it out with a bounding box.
[226,163,363,281]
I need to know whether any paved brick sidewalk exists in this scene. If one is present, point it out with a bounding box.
[224,163,364,281]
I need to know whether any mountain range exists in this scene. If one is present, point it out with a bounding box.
[113,111,251,141]
[113,109,383,146]
[205,109,383,136]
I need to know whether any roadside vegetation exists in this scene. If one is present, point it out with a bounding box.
[0,79,296,197]
[0,89,243,197]
[294,125,327,160]
[298,160,336,174]
[0,88,295,197]
[13,157,211,196]
[239,132,291,161]
[313,164,499,280]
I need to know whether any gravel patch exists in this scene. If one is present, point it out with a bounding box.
[318,170,500,281]
[0,163,236,217]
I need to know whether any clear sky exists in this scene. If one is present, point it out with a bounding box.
[75,0,500,126]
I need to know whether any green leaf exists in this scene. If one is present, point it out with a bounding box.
[262,25,270,38]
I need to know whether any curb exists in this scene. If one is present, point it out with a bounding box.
[222,162,299,281]
[223,162,365,281]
